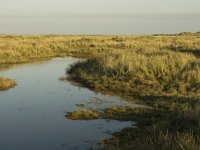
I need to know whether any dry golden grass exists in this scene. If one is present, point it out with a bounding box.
[66,109,102,120]
[0,34,199,64]
[103,129,200,150]
[64,33,200,149]
[0,33,198,92]
[0,77,16,91]
[68,49,200,98]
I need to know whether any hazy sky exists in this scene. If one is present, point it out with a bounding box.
[0,0,200,34]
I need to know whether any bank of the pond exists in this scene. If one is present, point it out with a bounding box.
[67,50,200,106]
[66,105,200,149]
[67,50,200,149]
[0,77,16,91]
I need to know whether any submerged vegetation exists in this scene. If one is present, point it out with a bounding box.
[1,33,200,149]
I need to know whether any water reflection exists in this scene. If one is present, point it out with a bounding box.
[0,57,134,150]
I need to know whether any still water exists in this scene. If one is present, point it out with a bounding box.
[0,58,134,150]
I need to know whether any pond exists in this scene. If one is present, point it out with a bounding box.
[0,58,135,150]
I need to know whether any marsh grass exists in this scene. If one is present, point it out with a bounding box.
[0,33,199,64]
[66,109,102,120]
[67,48,200,149]
[0,33,200,147]
[66,106,200,150]
[65,33,200,149]
[67,50,200,98]
[102,110,200,150]
[0,77,16,91]
[102,128,200,150]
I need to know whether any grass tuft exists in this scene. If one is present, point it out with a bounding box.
[0,77,16,91]
[66,109,102,120]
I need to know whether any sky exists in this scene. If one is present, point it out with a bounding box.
[0,0,200,34]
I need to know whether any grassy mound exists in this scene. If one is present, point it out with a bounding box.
[101,106,200,150]
[68,50,200,98]
[0,77,16,91]
[67,106,200,150]
[102,128,200,150]
[66,106,200,150]
[66,109,102,120]
[67,49,200,149]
